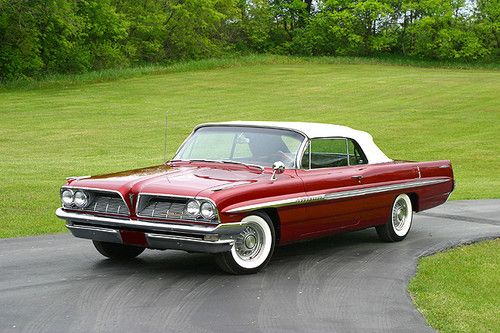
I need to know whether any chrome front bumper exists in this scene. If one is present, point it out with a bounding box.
[56,208,246,254]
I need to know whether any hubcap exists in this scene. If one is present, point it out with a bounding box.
[393,199,408,231]
[244,235,257,249]
[235,224,264,261]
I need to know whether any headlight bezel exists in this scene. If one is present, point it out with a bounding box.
[61,189,74,207]
[186,199,201,216]
[73,190,90,208]
[185,199,218,222]
[200,201,216,220]
[61,188,91,208]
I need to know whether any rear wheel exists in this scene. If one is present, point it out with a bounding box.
[376,194,413,242]
[93,241,145,259]
[215,212,275,274]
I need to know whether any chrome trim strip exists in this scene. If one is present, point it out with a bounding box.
[67,224,122,244]
[226,178,450,213]
[296,138,310,170]
[57,208,245,235]
[146,233,233,245]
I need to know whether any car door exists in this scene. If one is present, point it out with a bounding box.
[295,137,368,238]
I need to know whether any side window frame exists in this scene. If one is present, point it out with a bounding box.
[347,138,368,166]
[301,137,368,170]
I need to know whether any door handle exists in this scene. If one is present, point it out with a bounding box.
[352,175,363,183]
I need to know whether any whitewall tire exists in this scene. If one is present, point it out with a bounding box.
[215,212,275,274]
[376,194,413,242]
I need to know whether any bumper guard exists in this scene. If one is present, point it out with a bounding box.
[56,208,246,254]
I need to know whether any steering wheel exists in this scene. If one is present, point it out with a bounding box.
[277,150,295,166]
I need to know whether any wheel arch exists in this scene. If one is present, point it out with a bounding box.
[407,192,419,212]
[253,208,281,245]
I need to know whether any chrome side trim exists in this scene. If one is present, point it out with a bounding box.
[226,178,450,213]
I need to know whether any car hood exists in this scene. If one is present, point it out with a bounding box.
[65,163,266,199]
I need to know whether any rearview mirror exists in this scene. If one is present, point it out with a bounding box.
[271,161,285,181]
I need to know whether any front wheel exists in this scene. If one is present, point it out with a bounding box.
[93,240,145,259]
[376,194,413,242]
[215,212,276,274]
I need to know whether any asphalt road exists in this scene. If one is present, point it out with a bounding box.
[1,200,499,333]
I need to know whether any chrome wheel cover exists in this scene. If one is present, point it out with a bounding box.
[230,215,273,270]
[392,200,408,231]
[391,194,412,236]
[235,223,265,261]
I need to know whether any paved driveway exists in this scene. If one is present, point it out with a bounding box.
[1,200,498,333]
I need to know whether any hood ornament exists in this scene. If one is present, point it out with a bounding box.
[66,175,91,181]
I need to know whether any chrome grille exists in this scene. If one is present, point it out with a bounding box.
[90,196,129,215]
[136,195,217,223]
[139,201,187,219]
[137,196,191,220]
[66,190,129,216]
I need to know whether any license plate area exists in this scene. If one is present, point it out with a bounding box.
[119,230,148,247]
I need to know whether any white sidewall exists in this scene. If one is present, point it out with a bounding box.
[392,194,413,237]
[230,215,273,269]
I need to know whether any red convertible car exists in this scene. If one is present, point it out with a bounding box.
[56,121,454,274]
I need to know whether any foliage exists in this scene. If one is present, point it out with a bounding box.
[0,0,498,80]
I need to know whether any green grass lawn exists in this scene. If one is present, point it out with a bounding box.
[409,239,500,333]
[0,56,499,237]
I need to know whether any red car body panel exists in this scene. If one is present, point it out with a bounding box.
[64,158,454,246]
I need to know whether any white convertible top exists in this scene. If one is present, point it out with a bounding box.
[198,121,392,164]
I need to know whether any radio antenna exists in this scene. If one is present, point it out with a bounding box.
[163,112,168,163]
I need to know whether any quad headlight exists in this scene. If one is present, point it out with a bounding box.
[185,199,217,220]
[61,189,74,206]
[200,202,216,219]
[186,199,201,216]
[74,190,90,208]
[61,189,90,208]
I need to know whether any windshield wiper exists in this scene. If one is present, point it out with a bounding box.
[220,160,264,171]
[168,158,216,163]
[169,159,264,171]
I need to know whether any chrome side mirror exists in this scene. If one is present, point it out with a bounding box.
[271,161,285,181]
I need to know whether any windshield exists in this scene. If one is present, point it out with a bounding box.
[174,126,305,168]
